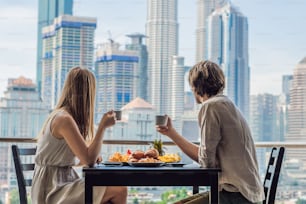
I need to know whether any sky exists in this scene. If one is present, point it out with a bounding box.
[0,0,306,97]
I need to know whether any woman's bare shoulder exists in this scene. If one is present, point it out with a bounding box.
[51,110,76,137]
[54,110,73,121]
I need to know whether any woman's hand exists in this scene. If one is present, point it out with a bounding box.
[96,155,103,164]
[156,116,177,138]
[99,110,116,129]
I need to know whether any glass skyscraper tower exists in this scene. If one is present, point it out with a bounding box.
[146,0,182,117]
[206,2,250,119]
[125,33,148,101]
[41,15,96,108]
[95,41,139,123]
[195,0,225,63]
[37,0,73,96]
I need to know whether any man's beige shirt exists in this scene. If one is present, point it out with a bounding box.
[198,94,265,202]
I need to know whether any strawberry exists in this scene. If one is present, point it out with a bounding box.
[127,149,132,155]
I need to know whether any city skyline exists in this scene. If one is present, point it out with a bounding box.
[0,0,306,97]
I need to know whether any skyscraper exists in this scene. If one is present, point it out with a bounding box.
[170,56,185,133]
[282,75,293,104]
[0,77,49,138]
[206,2,250,120]
[95,41,139,123]
[279,75,293,141]
[125,33,148,101]
[0,77,49,190]
[250,93,280,176]
[287,57,306,163]
[285,59,306,192]
[146,0,180,116]
[41,15,96,108]
[250,94,280,142]
[195,0,225,62]
[288,57,306,141]
[37,0,73,96]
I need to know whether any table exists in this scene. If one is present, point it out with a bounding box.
[83,164,221,204]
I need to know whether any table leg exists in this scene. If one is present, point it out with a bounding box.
[210,176,219,204]
[193,186,199,194]
[85,177,93,204]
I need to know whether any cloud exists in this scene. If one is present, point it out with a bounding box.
[0,5,37,97]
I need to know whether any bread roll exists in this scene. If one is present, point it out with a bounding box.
[144,148,159,159]
[131,150,145,160]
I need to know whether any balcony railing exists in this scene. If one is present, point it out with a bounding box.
[1,137,306,148]
[1,137,306,203]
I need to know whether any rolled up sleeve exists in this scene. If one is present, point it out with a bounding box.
[198,104,221,168]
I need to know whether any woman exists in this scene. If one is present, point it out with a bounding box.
[31,67,127,204]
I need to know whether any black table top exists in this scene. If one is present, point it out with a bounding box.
[83,164,221,173]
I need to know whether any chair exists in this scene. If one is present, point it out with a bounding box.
[263,146,285,204]
[11,145,36,204]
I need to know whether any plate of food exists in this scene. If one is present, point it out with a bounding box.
[127,162,165,167]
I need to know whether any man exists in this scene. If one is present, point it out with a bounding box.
[156,60,264,204]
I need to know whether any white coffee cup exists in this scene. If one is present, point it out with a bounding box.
[155,115,168,127]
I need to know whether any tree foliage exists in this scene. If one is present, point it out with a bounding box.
[9,189,19,204]
[296,198,306,204]
[160,188,189,203]
[9,189,32,204]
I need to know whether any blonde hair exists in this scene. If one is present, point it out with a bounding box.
[38,67,96,141]
[188,60,225,97]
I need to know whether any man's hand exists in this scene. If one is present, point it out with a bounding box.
[156,116,177,138]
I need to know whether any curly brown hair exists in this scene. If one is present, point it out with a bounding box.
[188,60,225,97]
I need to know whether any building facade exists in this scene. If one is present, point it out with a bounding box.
[146,0,179,116]
[287,57,306,164]
[206,2,250,120]
[95,41,139,124]
[0,77,49,197]
[282,75,293,104]
[0,77,49,138]
[250,94,280,142]
[125,33,148,101]
[195,0,226,62]
[250,93,280,175]
[170,56,185,133]
[41,15,97,108]
[37,0,73,95]
[278,75,293,142]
